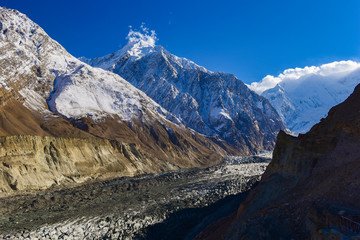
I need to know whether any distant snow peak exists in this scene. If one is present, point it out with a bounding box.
[251,60,360,134]
[124,24,157,59]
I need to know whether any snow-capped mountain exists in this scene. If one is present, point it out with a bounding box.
[249,61,360,134]
[0,6,234,176]
[81,27,286,154]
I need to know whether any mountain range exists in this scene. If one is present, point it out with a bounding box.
[0,7,286,192]
[1,5,360,239]
[1,5,359,193]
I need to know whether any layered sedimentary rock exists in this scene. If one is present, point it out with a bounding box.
[0,135,178,193]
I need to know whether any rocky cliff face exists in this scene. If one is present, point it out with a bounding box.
[0,7,235,193]
[197,84,360,239]
[81,28,286,154]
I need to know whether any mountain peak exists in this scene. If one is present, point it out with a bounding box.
[79,25,160,70]
[82,28,287,153]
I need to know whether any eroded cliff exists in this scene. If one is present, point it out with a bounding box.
[0,135,180,194]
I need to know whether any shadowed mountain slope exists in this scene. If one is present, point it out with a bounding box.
[197,84,360,239]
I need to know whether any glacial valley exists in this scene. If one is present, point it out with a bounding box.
[0,155,270,240]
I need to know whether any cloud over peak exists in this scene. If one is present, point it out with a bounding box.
[126,23,158,49]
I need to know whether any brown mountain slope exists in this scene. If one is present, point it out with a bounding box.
[197,84,360,239]
[0,92,235,194]
[0,97,92,138]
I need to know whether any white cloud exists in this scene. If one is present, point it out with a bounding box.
[121,24,158,60]
[248,60,360,94]
[126,24,158,48]
[247,75,281,94]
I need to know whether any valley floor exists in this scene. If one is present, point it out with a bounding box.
[0,155,270,240]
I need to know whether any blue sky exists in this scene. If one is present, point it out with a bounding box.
[2,0,360,83]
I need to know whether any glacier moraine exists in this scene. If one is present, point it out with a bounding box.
[0,154,270,240]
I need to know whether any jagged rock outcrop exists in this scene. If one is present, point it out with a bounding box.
[0,7,234,193]
[81,28,286,154]
[197,84,360,239]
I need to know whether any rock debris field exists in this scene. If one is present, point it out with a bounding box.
[0,154,271,239]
